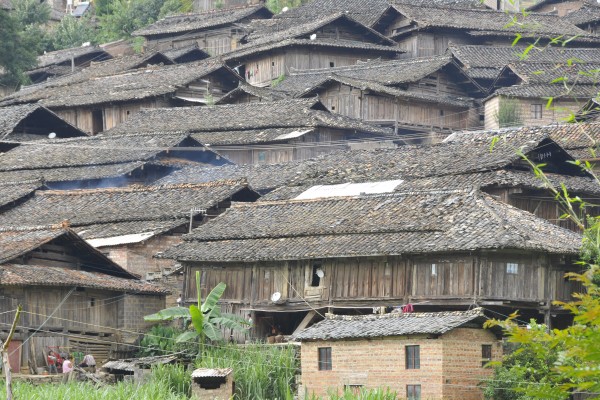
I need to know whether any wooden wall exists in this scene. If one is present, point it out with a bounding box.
[244,48,393,86]
[146,27,246,56]
[54,98,167,135]
[315,81,473,132]
[216,128,377,164]
[396,33,471,58]
[193,0,261,11]
[183,251,577,309]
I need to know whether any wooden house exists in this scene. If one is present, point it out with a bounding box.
[253,131,600,231]
[565,2,600,34]
[484,62,600,129]
[0,132,230,189]
[2,59,242,134]
[375,3,596,57]
[132,4,273,54]
[216,82,290,104]
[0,180,260,306]
[0,104,87,143]
[526,0,586,16]
[193,0,263,12]
[26,45,113,84]
[295,309,501,400]
[0,226,168,372]
[448,44,600,89]
[271,56,485,141]
[163,185,582,340]
[223,13,403,87]
[104,98,397,164]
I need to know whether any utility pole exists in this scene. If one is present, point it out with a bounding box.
[2,306,22,400]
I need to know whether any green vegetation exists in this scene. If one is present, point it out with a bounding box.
[495,97,523,128]
[0,9,38,89]
[196,343,299,400]
[266,0,309,14]
[52,16,97,50]
[138,325,196,357]
[145,280,250,345]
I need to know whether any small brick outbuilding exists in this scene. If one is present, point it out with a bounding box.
[191,368,234,400]
[295,308,501,400]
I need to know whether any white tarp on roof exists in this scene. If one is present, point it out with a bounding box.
[294,179,404,200]
[85,232,156,248]
[274,129,313,141]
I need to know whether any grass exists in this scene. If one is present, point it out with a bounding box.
[196,343,299,400]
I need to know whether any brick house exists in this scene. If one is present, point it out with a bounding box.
[295,309,502,400]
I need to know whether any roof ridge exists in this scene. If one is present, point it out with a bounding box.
[0,224,66,233]
[37,179,248,196]
[325,307,484,321]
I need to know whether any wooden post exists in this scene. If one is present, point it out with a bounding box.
[1,306,22,400]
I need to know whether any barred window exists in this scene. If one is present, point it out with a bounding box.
[405,345,420,369]
[407,385,421,400]
[531,104,543,119]
[318,347,332,371]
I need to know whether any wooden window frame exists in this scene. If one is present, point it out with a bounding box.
[405,345,420,369]
[407,384,421,400]
[482,344,492,367]
[531,104,543,119]
[506,262,519,275]
[318,347,332,371]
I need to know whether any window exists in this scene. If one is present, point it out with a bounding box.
[531,104,543,119]
[506,263,519,275]
[318,347,332,370]
[482,344,492,367]
[257,151,266,162]
[89,298,95,307]
[431,263,437,276]
[439,109,445,116]
[405,345,420,369]
[311,264,322,287]
[407,384,421,400]
[329,61,335,68]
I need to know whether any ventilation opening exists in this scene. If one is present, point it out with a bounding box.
[195,376,227,390]
[329,62,335,68]
[91,109,103,134]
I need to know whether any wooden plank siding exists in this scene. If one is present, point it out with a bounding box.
[315,80,474,133]
[183,252,577,309]
[244,48,394,86]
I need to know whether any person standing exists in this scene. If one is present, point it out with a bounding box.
[62,355,73,383]
[47,350,58,374]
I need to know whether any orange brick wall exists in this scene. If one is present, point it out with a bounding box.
[300,328,500,399]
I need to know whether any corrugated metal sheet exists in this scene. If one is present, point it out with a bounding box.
[294,180,404,200]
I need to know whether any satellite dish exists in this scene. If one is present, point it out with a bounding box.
[271,292,281,302]
[310,34,317,41]
[48,132,57,139]
[316,268,325,278]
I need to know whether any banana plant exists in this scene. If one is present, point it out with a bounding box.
[144,272,250,346]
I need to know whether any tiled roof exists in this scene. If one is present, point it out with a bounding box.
[243,13,396,46]
[565,3,600,26]
[36,45,112,69]
[294,309,487,340]
[274,56,455,93]
[0,104,87,140]
[133,4,272,37]
[506,62,600,85]
[260,168,600,201]
[0,226,66,264]
[2,59,238,108]
[492,83,599,98]
[269,0,390,27]
[0,180,256,239]
[160,44,210,62]
[104,99,394,138]
[0,180,43,209]
[163,189,582,261]
[222,38,403,64]
[446,122,600,154]
[154,161,307,193]
[216,82,291,104]
[296,75,475,108]
[0,263,168,294]
[389,3,589,39]
[0,133,202,171]
[450,44,600,69]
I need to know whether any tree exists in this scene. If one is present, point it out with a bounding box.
[144,275,250,351]
[52,16,97,50]
[0,9,37,89]
[10,0,51,26]
[266,0,309,14]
